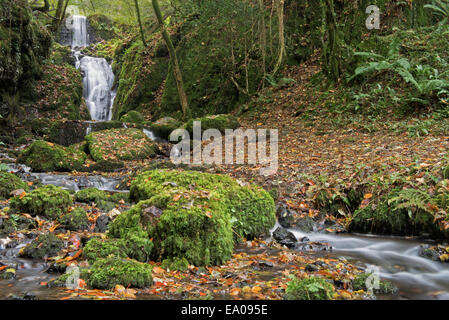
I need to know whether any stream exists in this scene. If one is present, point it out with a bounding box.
[1,15,449,301]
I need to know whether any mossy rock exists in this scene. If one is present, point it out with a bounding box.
[129,169,276,241]
[120,111,145,124]
[10,185,72,219]
[0,267,16,280]
[75,188,111,203]
[146,117,182,140]
[0,171,28,199]
[87,14,117,41]
[185,114,240,135]
[352,272,398,295]
[285,276,335,300]
[48,266,90,288]
[58,208,89,231]
[109,188,234,266]
[0,213,37,236]
[47,42,75,66]
[83,238,127,264]
[350,189,440,237]
[21,233,64,260]
[112,41,168,119]
[34,63,89,120]
[17,140,87,172]
[87,257,153,289]
[161,257,189,272]
[85,128,156,162]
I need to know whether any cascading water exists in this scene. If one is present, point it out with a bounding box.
[71,15,115,121]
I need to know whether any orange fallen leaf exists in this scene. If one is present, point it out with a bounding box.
[364,193,373,199]
[173,194,181,201]
[251,286,262,294]
[230,288,241,296]
[152,266,165,274]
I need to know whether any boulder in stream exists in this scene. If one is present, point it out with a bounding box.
[272,227,298,248]
[20,233,64,260]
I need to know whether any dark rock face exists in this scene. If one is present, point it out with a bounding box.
[58,17,96,46]
[94,215,111,233]
[277,204,294,228]
[272,227,297,248]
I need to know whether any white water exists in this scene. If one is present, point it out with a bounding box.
[287,227,449,299]
[71,15,115,121]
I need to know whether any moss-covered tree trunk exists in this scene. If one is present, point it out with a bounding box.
[134,0,147,47]
[321,0,341,82]
[272,0,285,75]
[152,0,189,118]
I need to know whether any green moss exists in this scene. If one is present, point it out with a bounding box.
[0,171,28,199]
[0,213,37,236]
[17,140,87,172]
[443,165,449,180]
[146,117,182,140]
[21,233,64,260]
[49,267,90,288]
[185,114,240,135]
[120,111,145,124]
[112,41,168,119]
[352,272,398,295]
[85,128,156,162]
[87,257,153,289]
[46,43,75,66]
[161,257,189,272]
[109,188,234,266]
[285,276,335,300]
[350,189,439,236]
[87,14,117,41]
[129,169,276,241]
[58,208,89,231]
[0,267,16,280]
[34,63,88,120]
[10,185,72,219]
[75,188,110,203]
[83,238,127,265]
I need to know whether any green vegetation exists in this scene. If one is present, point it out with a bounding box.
[17,140,87,172]
[185,114,240,135]
[352,272,398,295]
[21,233,64,260]
[10,185,72,219]
[285,276,335,300]
[0,172,28,199]
[58,208,90,231]
[87,256,153,289]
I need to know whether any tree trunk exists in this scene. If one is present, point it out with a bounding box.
[152,0,189,118]
[134,0,147,47]
[51,0,65,32]
[272,0,285,75]
[259,0,267,79]
[321,0,341,82]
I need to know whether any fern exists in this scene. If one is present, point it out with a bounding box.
[425,0,449,25]
[388,188,433,217]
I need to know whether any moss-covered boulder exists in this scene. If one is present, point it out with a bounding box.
[161,257,189,272]
[58,208,89,231]
[10,185,72,219]
[112,41,168,119]
[350,188,441,237]
[352,272,398,295]
[21,233,64,260]
[185,114,240,135]
[87,256,153,289]
[147,117,181,140]
[0,213,37,236]
[109,189,233,266]
[285,276,335,300]
[129,170,276,241]
[47,43,75,66]
[83,238,127,264]
[120,111,145,124]
[0,0,51,114]
[34,63,89,121]
[74,188,129,204]
[0,172,28,199]
[17,140,87,172]
[87,14,117,42]
[85,128,156,162]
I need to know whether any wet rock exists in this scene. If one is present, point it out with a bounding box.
[418,244,449,262]
[0,266,16,280]
[7,292,36,300]
[295,241,333,252]
[277,205,294,228]
[295,217,316,233]
[272,227,297,248]
[21,233,64,260]
[94,214,111,233]
[305,264,319,272]
[257,260,274,268]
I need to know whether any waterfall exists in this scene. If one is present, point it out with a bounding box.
[70,15,115,121]
[80,57,115,121]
